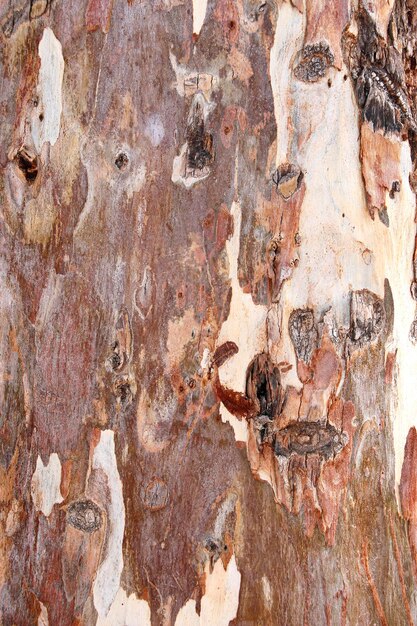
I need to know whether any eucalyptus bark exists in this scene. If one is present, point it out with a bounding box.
[1,1,417,625]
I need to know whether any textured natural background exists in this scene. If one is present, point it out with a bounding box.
[1,0,417,624]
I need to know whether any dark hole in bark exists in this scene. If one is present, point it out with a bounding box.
[15,149,38,184]
[246,353,281,417]
[109,341,123,371]
[115,152,129,170]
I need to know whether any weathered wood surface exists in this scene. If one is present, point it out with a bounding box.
[1,0,417,624]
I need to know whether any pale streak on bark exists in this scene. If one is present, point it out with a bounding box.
[32,27,64,152]
[92,430,125,619]
[270,2,303,165]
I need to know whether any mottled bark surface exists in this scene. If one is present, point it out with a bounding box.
[1,0,417,625]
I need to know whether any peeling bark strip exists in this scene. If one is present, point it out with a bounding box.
[1,0,417,624]
[343,8,416,134]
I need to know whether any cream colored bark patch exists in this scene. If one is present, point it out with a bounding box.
[92,430,125,618]
[193,0,207,35]
[270,2,303,164]
[31,453,63,517]
[175,554,241,626]
[32,27,64,152]
[96,588,151,626]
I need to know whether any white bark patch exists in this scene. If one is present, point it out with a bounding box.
[262,576,272,611]
[32,28,64,152]
[200,347,211,371]
[92,430,125,618]
[175,554,241,626]
[193,0,207,35]
[217,201,267,442]
[96,587,151,626]
[387,146,417,487]
[31,453,63,517]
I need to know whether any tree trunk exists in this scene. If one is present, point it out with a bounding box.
[1,0,417,624]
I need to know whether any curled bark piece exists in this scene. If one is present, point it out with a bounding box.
[214,378,257,420]
[212,341,239,368]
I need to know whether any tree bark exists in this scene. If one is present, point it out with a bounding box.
[1,0,417,624]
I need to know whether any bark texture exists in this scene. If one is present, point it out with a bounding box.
[1,0,417,625]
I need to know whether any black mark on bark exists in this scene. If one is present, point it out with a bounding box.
[389,180,401,198]
[378,206,390,226]
[115,152,129,170]
[15,148,38,184]
[186,98,214,172]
